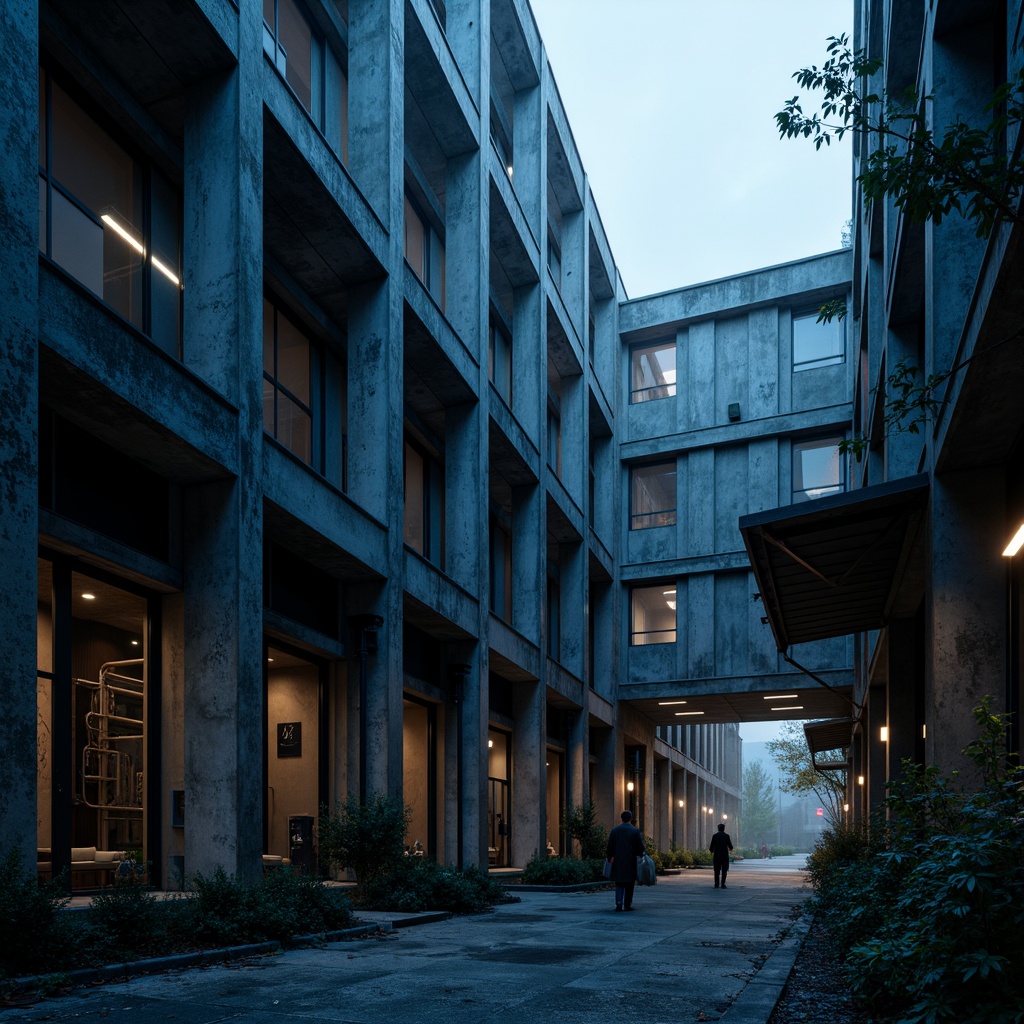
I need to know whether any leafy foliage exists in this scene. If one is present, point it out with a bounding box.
[767,720,847,826]
[521,855,603,886]
[809,700,1024,1024]
[357,858,517,912]
[741,760,780,845]
[560,800,608,860]
[318,794,411,881]
[88,875,166,959]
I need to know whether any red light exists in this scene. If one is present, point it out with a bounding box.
[816,808,824,816]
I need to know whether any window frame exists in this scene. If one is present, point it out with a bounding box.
[792,306,845,371]
[489,312,513,406]
[630,584,677,646]
[630,461,678,530]
[630,338,677,404]
[791,435,846,503]
[403,433,445,567]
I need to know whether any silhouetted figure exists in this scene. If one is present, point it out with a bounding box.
[709,822,733,888]
[606,809,644,911]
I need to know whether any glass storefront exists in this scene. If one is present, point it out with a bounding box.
[37,557,150,889]
[487,729,510,866]
[402,698,434,858]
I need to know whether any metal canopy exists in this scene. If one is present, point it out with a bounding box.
[804,718,855,771]
[740,475,929,651]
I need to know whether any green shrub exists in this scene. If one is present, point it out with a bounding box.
[560,801,608,860]
[811,700,1024,1024]
[734,845,760,860]
[769,845,794,857]
[689,848,712,866]
[357,859,516,913]
[89,876,166,959]
[521,855,601,885]
[319,795,411,881]
[0,850,79,978]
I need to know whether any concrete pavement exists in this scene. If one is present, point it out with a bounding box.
[4,856,812,1024]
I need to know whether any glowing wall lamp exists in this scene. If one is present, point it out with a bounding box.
[678,799,684,808]
[880,726,889,742]
[857,775,865,786]
[626,781,634,792]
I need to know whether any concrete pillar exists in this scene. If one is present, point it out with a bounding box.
[590,726,615,834]
[181,7,264,880]
[566,706,587,816]
[512,483,543,645]
[685,771,698,848]
[559,539,585,677]
[887,616,922,780]
[512,679,545,865]
[446,401,483,594]
[447,647,486,868]
[0,0,39,871]
[867,685,888,817]
[928,469,1007,779]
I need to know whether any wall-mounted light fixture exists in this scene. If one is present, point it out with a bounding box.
[626,781,634,792]
[722,813,728,820]
[857,775,865,786]
[880,726,889,742]
[1002,522,1024,557]
[678,799,684,808]
[843,803,849,813]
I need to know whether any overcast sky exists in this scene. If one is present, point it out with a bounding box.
[528,0,853,299]
[526,1,853,745]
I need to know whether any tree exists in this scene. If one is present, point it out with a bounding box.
[767,721,847,827]
[740,760,779,847]
[777,34,1024,459]
[560,799,607,860]
[318,794,411,881]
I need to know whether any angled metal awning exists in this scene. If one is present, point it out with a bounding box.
[804,718,855,771]
[740,474,929,651]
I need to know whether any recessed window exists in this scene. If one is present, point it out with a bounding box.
[263,295,317,465]
[631,585,677,646]
[631,462,677,530]
[489,511,512,622]
[38,69,182,357]
[404,190,446,310]
[489,317,512,405]
[404,437,445,567]
[631,339,676,403]
[793,309,844,370]
[792,436,845,502]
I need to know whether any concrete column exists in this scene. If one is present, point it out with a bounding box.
[590,726,615,834]
[685,772,698,848]
[446,647,486,868]
[445,401,483,594]
[0,0,39,870]
[566,705,587,817]
[867,685,888,817]
[927,469,1007,779]
[512,483,543,645]
[654,760,669,849]
[511,679,545,865]
[559,540,585,677]
[181,7,264,880]
[887,616,922,780]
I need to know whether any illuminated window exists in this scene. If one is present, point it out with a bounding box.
[631,585,677,646]
[631,462,677,530]
[792,437,845,501]
[631,339,676,403]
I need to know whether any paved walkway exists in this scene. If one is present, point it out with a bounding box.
[6,856,812,1024]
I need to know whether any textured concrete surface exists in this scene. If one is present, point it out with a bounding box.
[5,858,811,1024]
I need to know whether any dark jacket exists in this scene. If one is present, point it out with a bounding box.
[606,821,644,884]
[709,830,733,863]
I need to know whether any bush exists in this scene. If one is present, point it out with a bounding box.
[689,848,713,866]
[521,855,602,886]
[0,850,79,978]
[811,700,1024,1024]
[560,801,608,860]
[357,859,516,913]
[89,876,166,959]
[319,794,411,882]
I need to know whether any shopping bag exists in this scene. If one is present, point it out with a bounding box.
[637,852,657,885]
[603,858,613,879]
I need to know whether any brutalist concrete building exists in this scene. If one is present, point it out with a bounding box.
[742,0,1024,816]
[1,0,859,891]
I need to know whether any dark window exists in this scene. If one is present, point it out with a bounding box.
[265,543,340,638]
[38,68,182,357]
[630,462,677,530]
[263,294,318,467]
[793,309,844,370]
[404,436,445,567]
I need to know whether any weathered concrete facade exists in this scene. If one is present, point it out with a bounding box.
[0,0,865,887]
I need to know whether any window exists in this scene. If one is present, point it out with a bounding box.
[263,295,317,465]
[404,437,445,566]
[490,99,513,181]
[547,574,561,659]
[631,339,676,403]
[631,462,677,530]
[489,317,512,405]
[793,309,844,370]
[631,585,676,646]
[489,512,512,622]
[38,69,182,357]
[792,437,845,502]
[263,0,348,161]
[547,402,562,478]
[404,191,446,310]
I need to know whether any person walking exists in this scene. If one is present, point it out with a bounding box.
[606,809,644,911]
[709,822,733,888]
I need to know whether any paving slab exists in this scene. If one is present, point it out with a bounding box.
[3,856,811,1024]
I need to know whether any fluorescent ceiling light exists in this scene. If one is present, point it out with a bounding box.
[675,711,705,716]
[1003,523,1024,557]
[152,255,180,287]
[771,705,804,711]
[81,593,96,600]
[101,213,144,254]
[763,694,798,700]
[657,700,687,706]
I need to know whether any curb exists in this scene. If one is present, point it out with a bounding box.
[721,913,812,1024]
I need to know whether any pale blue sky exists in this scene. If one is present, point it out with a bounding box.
[529,0,853,299]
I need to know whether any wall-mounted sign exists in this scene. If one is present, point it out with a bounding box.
[277,722,302,758]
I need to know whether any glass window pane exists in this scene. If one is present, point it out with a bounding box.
[793,312,844,369]
[38,175,47,254]
[51,189,104,295]
[404,442,425,552]
[275,310,311,405]
[150,170,182,356]
[277,392,312,463]
[37,558,53,675]
[264,0,275,28]
[631,585,676,645]
[793,438,844,501]
[631,341,676,403]
[279,0,313,112]
[263,378,276,435]
[404,195,427,281]
[631,463,677,529]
